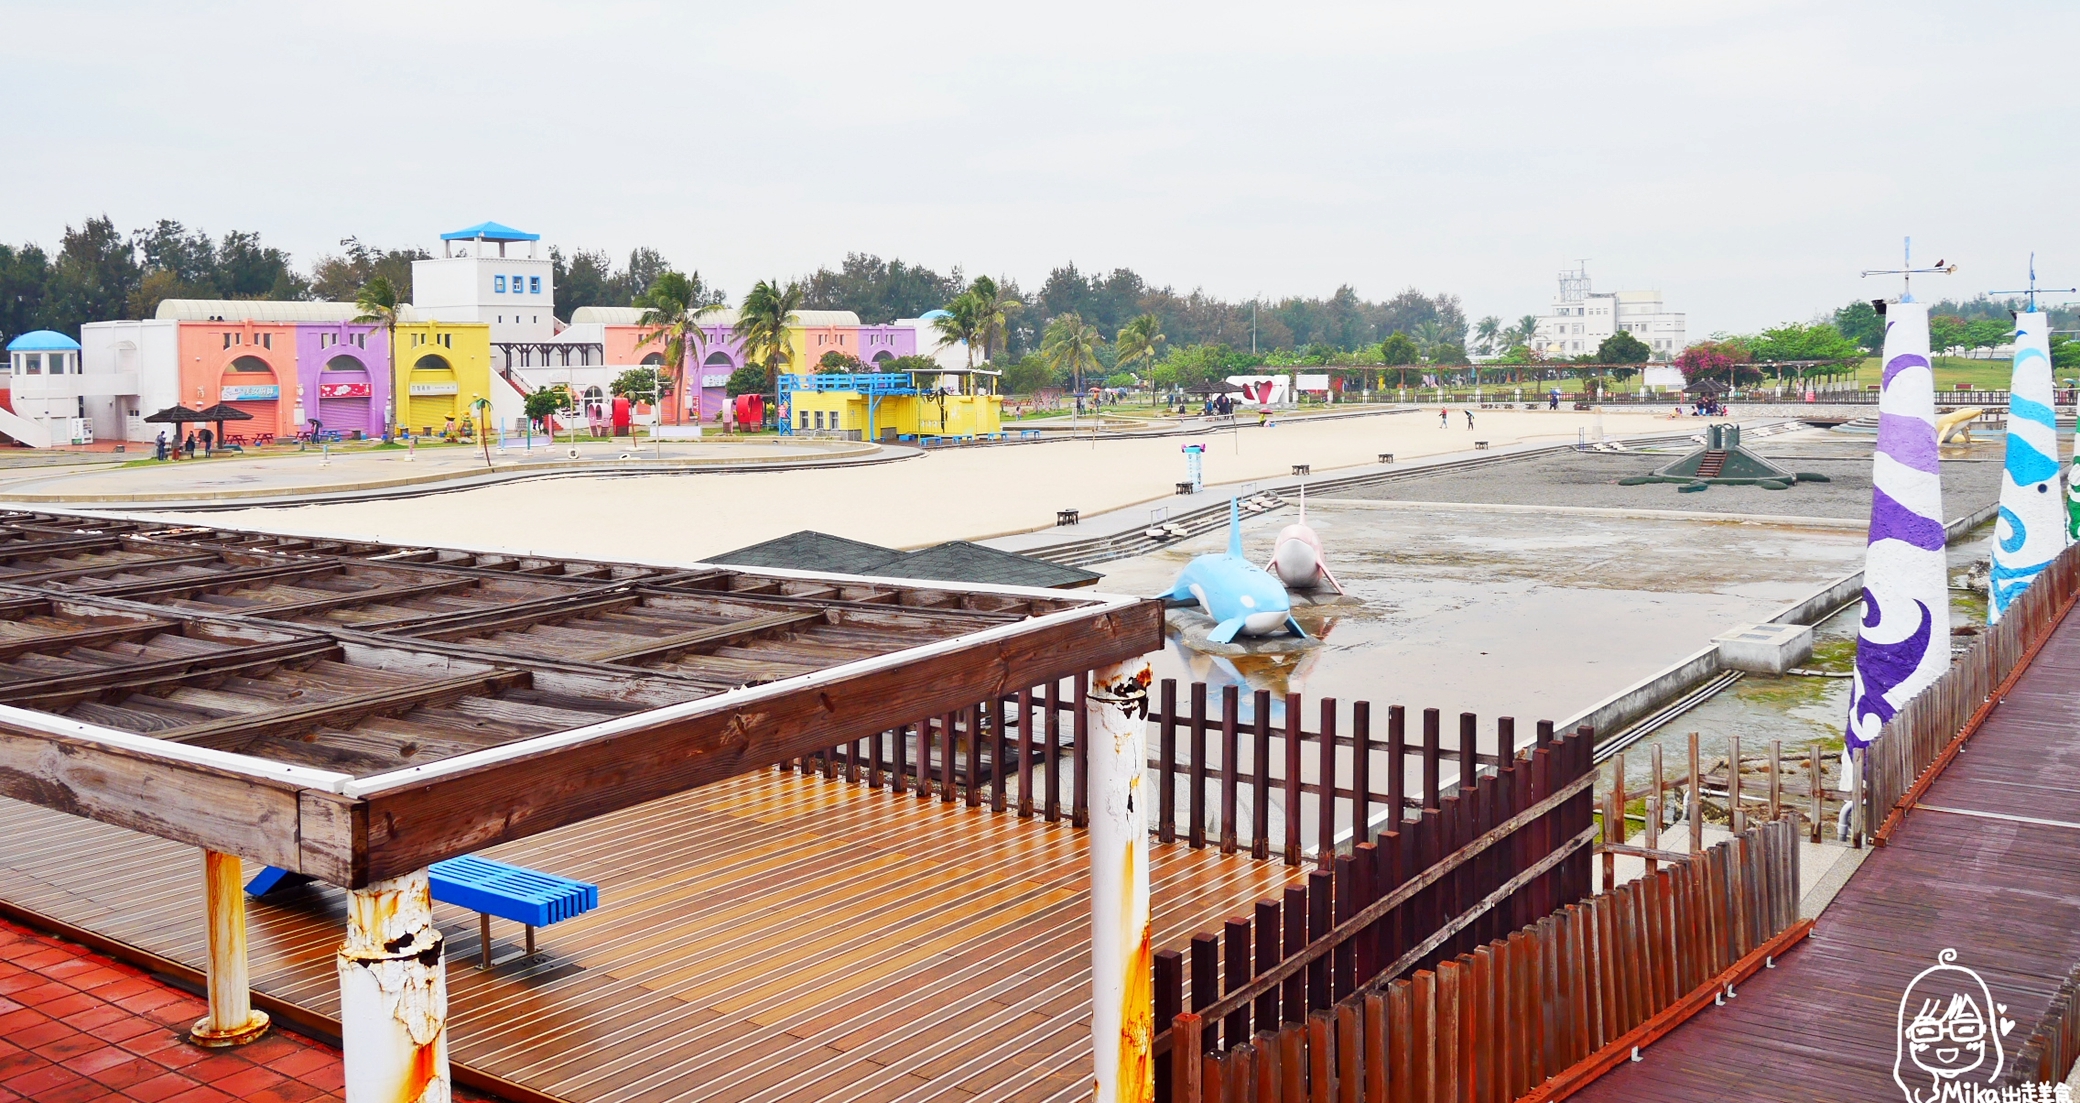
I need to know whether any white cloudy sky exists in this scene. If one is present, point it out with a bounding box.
[2,1,2073,333]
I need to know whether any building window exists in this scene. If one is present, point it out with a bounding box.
[261,333,271,349]
[495,275,507,293]
[529,276,541,294]
[440,333,452,348]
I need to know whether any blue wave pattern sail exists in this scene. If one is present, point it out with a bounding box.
[1849,302,1950,753]
[1989,314,2070,622]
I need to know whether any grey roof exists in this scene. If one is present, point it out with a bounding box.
[703,531,1100,590]
[703,531,904,575]
[876,541,1102,589]
[153,299,426,323]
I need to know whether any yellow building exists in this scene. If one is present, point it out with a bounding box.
[392,321,492,436]
[786,369,1002,441]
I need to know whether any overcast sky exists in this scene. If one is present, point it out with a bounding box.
[3,1,2073,334]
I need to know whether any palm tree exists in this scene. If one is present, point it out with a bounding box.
[352,275,402,441]
[1041,313,1106,398]
[737,279,805,430]
[931,292,985,369]
[1513,314,1539,347]
[1115,313,1165,406]
[1475,316,1502,356]
[632,270,719,425]
[967,277,1021,364]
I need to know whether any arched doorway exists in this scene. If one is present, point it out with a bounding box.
[316,354,376,438]
[405,353,459,434]
[870,350,893,367]
[221,355,282,439]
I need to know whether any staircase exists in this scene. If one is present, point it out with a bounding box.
[1695,450,1727,479]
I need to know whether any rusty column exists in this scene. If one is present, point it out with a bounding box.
[338,869,451,1103]
[1087,659,1155,1103]
[188,850,270,1047]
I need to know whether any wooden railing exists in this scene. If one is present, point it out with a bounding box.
[788,678,1529,864]
[1152,726,1596,1099]
[1861,541,2080,844]
[2003,959,2080,1089]
[1169,817,1807,1102]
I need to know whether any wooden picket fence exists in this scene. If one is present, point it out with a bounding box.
[788,677,1538,864]
[1167,816,1805,1102]
[1862,540,2080,844]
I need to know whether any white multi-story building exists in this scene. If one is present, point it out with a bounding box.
[1532,265,1687,367]
[409,222,556,344]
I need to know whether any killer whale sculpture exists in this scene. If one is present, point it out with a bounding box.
[1162,498,1307,643]
[1265,485,1345,594]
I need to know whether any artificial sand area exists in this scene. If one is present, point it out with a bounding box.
[137,407,1680,562]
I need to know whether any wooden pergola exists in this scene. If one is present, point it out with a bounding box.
[0,511,1162,1099]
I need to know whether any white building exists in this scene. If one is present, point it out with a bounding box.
[2,330,142,447]
[1532,265,1687,372]
[410,222,557,344]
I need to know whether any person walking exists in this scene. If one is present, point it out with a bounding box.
[1438,407,1449,428]
[198,426,213,458]
[1464,408,1476,430]
[182,432,196,459]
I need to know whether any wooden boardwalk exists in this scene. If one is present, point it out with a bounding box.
[1576,610,2080,1102]
[0,766,1301,1103]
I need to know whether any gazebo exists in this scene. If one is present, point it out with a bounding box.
[144,403,253,448]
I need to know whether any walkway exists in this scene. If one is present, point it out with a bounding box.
[0,768,1302,1103]
[0,915,493,1103]
[1576,606,2080,1101]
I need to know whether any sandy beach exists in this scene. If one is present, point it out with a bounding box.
[162,407,1683,562]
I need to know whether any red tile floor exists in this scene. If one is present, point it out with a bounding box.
[0,917,487,1102]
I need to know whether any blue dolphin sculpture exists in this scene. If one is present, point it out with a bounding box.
[1161,499,1307,644]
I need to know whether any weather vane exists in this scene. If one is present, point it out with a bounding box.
[1986,253,2074,313]
[1861,236,1956,302]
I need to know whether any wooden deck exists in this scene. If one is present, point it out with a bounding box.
[1575,608,2080,1101]
[0,766,1303,1102]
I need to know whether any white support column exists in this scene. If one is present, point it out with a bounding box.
[338,869,451,1103]
[1087,659,1155,1103]
[188,850,270,1047]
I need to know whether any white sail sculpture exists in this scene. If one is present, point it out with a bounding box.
[1848,301,1952,755]
[1989,311,2069,621]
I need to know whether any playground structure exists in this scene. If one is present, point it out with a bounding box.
[781,367,1003,441]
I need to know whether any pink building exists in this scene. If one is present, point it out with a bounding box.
[176,318,299,440]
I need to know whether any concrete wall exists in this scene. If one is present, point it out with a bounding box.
[1559,644,1722,742]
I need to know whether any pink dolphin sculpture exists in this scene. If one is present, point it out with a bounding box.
[1265,488,1344,594]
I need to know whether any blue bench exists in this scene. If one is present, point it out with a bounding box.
[247,855,599,968]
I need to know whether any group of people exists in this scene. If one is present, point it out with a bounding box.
[153,427,214,461]
[1438,407,1476,429]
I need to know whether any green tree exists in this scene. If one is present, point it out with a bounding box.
[312,238,427,303]
[1596,330,1652,364]
[724,364,766,398]
[631,269,720,423]
[999,354,1056,395]
[1929,315,1969,355]
[1963,317,2011,353]
[883,354,938,374]
[2051,334,2080,373]
[967,276,1021,363]
[351,275,404,439]
[1114,313,1166,393]
[1041,312,1106,395]
[737,279,805,424]
[1832,300,1884,353]
[1475,315,1502,356]
[44,216,140,337]
[610,368,664,405]
[817,350,862,371]
[932,291,985,369]
[523,384,572,426]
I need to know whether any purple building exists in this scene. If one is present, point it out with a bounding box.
[857,325,917,368]
[295,322,391,439]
